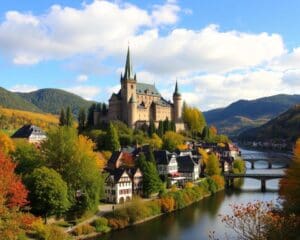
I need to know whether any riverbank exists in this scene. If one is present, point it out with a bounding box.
[74,177,224,240]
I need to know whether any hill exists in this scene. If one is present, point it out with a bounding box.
[204,94,300,136]
[0,87,42,112]
[17,88,94,115]
[0,107,58,135]
[238,105,300,143]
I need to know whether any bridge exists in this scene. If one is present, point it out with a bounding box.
[243,158,290,169]
[224,173,285,192]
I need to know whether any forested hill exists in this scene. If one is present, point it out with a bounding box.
[17,88,94,115]
[238,104,300,143]
[0,87,42,112]
[203,94,300,136]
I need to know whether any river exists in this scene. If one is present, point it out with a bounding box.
[101,148,288,240]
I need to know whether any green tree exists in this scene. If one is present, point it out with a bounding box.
[157,121,164,137]
[202,125,210,140]
[162,131,184,152]
[104,123,120,151]
[65,106,73,127]
[137,153,162,197]
[87,103,96,127]
[59,108,66,126]
[26,167,70,223]
[163,118,171,133]
[41,127,104,216]
[205,153,221,176]
[78,108,86,132]
[148,120,156,137]
[12,140,43,176]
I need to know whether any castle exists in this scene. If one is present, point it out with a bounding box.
[94,47,185,131]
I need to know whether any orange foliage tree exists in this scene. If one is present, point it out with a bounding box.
[279,138,300,214]
[0,131,15,155]
[160,196,175,213]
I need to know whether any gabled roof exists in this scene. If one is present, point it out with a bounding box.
[11,125,45,139]
[177,155,197,172]
[153,97,172,107]
[106,168,130,183]
[136,83,160,97]
[154,150,177,165]
[107,151,122,169]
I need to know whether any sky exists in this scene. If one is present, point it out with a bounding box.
[0,0,300,111]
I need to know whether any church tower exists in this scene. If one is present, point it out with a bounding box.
[173,80,182,122]
[120,46,137,125]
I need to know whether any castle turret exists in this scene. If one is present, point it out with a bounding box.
[128,94,137,128]
[173,80,182,122]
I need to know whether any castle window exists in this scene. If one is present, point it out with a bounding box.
[131,85,133,89]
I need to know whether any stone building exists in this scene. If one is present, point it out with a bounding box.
[94,47,185,131]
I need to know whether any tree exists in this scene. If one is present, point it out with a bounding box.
[148,133,163,150]
[201,125,210,140]
[163,118,171,133]
[148,120,156,136]
[104,123,120,151]
[65,106,73,127]
[157,121,164,137]
[26,167,70,223]
[205,153,221,176]
[137,153,162,197]
[78,108,86,132]
[162,131,184,152]
[182,104,206,135]
[59,108,66,126]
[87,103,96,127]
[279,138,300,214]
[0,130,15,154]
[41,127,104,216]
[13,140,43,176]
[0,150,28,209]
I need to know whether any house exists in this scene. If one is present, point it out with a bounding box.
[176,155,200,181]
[154,150,178,176]
[106,151,134,170]
[11,125,46,143]
[104,168,132,204]
[127,167,143,195]
[222,143,240,160]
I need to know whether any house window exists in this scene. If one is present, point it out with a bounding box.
[131,85,134,89]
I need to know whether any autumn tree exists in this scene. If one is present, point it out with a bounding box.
[0,130,15,154]
[182,104,206,136]
[148,133,163,150]
[0,150,28,209]
[26,167,70,223]
[205,153,221,176]
[162,131,184,152]
[279,138,300,214]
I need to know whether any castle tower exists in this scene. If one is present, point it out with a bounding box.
[128,94,137,128]
[173,80,182,122]
[120,46,137,124]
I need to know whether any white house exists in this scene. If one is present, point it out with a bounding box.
[176,155,200,181]
[154,150,178,176]
[11,125,46,144]
[104,169,132,204]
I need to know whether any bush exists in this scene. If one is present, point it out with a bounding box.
[108,218,129,230]
[73,224,95,236]
[92,217,110,233]
[160,196,175,213]
[232,159,246,173]
[211,175,225,190]
[206,177,218,193]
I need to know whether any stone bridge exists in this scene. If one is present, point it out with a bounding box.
[224,173,285,192]
[243,158,290,169]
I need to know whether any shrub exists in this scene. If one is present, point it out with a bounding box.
[206,177,218,194]
[232,159,246,174]
[145,200,161,216]
[160,196,175,213]
[73,224,95,236]
[108,218,129,230]
[185,182,194,189]
[31,219,70,240]
[93,217,110,233]
[211,175,225,190]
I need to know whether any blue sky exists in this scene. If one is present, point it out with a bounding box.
[0,0,300,110]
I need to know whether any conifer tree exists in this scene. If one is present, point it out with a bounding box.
[157,121,164,137]
[87,103,96,127]
[78,108,86,132]
[65,106,73,127]
[104,123,120,151]
[148,120,156,136]
[59,108,66,126]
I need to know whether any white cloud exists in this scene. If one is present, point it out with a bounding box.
[10,84,38,92]
[151,1,180,26]
[76,74,88,82]
[65,85,100,100]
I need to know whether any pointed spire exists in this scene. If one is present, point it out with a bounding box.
[124,46,134,81]
[173,80,181,97]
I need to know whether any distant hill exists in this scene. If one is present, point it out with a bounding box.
[238,105,300,143]
[17,88,94,115]
[204,94,300,136]
[0,87,42,112]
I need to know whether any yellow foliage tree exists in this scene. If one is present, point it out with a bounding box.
[148,133,163,150]
[211,175,225,190]
[0,131,15,154]
[185,182,194,189]
[160,196,175,213]
[198,148,208,165]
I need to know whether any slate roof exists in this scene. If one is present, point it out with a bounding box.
[136,83,160,96]
[107,151,122,169]
[177,155,197,173]
[11,125,45,139]
[154,97,172,107]
[106,168,128,183]
[154,150,177,165]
